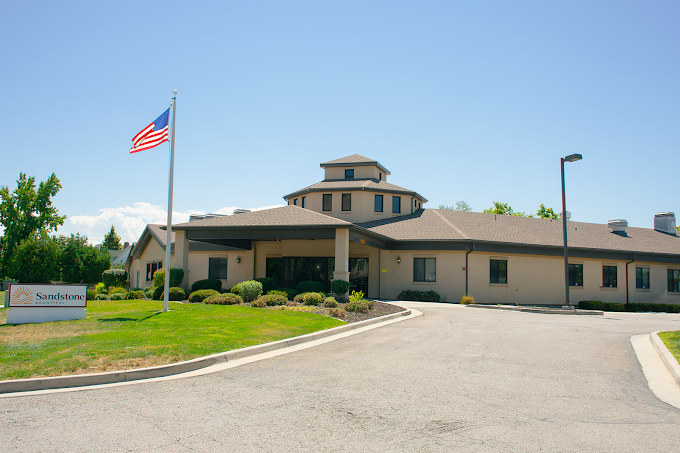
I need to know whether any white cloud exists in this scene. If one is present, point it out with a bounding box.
[63,202,284,245]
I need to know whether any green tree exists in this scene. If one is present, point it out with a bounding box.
[60,234,111,284]
[8,230,61,283]
[439,201,472,212]
[483,201,531,217]
[101,225,122,250]
[0,173,65,276]
[536,204,560,219]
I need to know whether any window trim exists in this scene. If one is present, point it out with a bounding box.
[668,268,680,293]
[342,193,351,212]
[489,259,508,284]
[293,198,298,206]
[636,266,650,289]
[209,257,228,280]
[602,265,617,288]
[392,196,401,214]
[322,194,332,211]
[413,257,436,282]
[301,196,306,209]
[146,260,163,282]
[569,263,584,287]
[374,194,383,213]
[345,169,354,180]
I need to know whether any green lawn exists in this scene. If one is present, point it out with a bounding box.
[659,331,680,364]
[0,299,345,381]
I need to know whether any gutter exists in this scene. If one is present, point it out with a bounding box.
[465,242,474,296]
[626,254,636,305]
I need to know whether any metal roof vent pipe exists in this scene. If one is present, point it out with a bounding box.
[654,212,677,235]
[607,219,628,237]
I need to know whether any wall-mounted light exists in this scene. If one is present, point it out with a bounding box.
[396,256,401,264]
[236,256,241,263]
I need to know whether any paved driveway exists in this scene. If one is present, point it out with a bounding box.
[2,303,680,452]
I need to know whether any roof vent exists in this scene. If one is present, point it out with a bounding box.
[654,212,676,235]
[189,213,227,221]
[233,209,251,215]
[607,219,628,237]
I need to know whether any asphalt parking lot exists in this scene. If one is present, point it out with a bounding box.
[1,302,679,452]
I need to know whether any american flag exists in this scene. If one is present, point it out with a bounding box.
[130,108,170,153]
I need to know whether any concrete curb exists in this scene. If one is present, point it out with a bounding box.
[650,331,680,387]
[0,307,411,394]
[463,304,603,315]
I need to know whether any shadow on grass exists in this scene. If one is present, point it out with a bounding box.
[98,312,163,323]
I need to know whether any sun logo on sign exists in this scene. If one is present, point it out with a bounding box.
[11,287,33,305]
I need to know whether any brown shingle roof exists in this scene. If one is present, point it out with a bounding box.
[320,154,390,174]
[284,179,428,202]
[148,224,175,247]
[358,209,680,256]
[173,205,353,229]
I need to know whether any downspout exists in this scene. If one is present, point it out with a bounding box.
[626,254,635,305]
[465,242,474,296]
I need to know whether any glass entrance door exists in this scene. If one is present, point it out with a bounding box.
[349,258,369,295]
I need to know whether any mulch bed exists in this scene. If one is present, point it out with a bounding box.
[309,300,407,323]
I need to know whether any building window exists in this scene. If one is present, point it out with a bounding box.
[414,258,436,282]
[322,194,332,211]
[342,193,351,211]
[301,196,306,209]
[490,259,507,284]
[569,264,583,287]
[379,172,382,181]
[668,269,680,293]
[375,194,383,212]
[146,261,162,282]
[209,257,227,280]
[393,196,401,214]
[293,198,298,206]
[345,169,354,179]
[602,265,617,288]
[636,267,650,289]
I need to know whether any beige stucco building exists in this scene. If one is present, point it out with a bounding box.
[127,155,680,306]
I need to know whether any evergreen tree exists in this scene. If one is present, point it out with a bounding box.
[101,225,122,250]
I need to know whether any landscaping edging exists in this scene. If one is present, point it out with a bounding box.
[464,304,603,315]
[650,331,680,388]
[0,305,411,394]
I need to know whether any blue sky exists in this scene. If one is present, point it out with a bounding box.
[1,1,678,244]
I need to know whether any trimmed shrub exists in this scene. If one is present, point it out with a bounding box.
[144,287,156,299]
[189,289,219,303]
[280,288,298,299]
[94,294,110,300]
[95,282,106,294]
[303,292,324,306]
[461,295,475,305]
[251,298,266,308]
[86,289,97,300]
[293,293,306,303]
[102,268,127,288]
[346,300,370,313]
[168,287,186,301]
[330,308,346,319]
[110,292,126,301]
[191,278,222,293]
[205,292,242,305]
[255,294,287,306]
[232,280,263,302]
[397,289,441,302]
[126,290,146,300]
[267,289,289,298]
[331,280,351,298]
[349,290,364,303]
[255,277,278,294]
[324,297,338,308]
[108,286,126,295]
[152,268,185,288]
[578,301,680,313]
[296,280,324,294]
[153,285,164,300]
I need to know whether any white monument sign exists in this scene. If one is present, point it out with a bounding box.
[6,284,87,324]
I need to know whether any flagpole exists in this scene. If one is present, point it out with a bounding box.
[163,90,177,312]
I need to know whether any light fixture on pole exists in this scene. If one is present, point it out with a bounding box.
[561,153,582,309]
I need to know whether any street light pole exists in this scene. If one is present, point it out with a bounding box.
[561,153,582,309]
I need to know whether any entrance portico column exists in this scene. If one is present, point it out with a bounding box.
[334,228,350,290]
[173,229,190,290]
